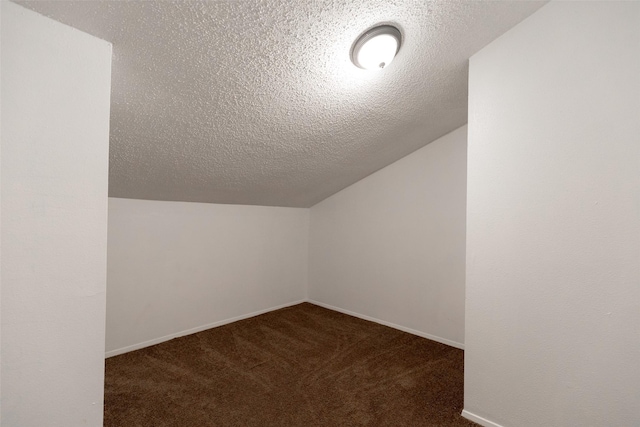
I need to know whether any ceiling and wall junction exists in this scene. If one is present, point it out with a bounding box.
[19,1,544,207]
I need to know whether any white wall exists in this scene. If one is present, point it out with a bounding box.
[1,3,111,426]
[309,126,467,348]
[464,2,640,427]
[107,126,466,355]
[106,198,308,356]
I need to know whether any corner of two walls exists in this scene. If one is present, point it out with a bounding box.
[107,125,468,357]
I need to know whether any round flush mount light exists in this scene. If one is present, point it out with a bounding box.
[351,24,402,70]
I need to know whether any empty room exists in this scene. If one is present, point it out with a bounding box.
[1,1,638,426]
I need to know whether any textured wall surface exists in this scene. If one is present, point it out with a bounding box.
[1,2,112,425]
[465,2,640,427]
[19,0,543,207]
[309,126,467,348]
[106,198,309,356]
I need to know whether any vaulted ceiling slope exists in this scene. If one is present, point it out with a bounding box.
[18,1,544,207]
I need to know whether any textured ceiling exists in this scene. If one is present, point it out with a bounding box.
[18,0,545,207]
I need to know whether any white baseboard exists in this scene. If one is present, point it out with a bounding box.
[461,410,504,427]
[107,299,465,358]
[105,299,306,358]
[307,300,464,350]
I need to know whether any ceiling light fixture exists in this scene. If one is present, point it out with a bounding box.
[351,24,402,70]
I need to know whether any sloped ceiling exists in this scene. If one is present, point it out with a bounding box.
[18,0,545,207]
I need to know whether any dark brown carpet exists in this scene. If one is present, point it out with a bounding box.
[105,303,476,426]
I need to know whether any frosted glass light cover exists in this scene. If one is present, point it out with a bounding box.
[357,35,398,70]
[351,25,402,70]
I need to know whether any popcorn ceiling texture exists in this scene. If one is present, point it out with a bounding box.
[19,0,544,207]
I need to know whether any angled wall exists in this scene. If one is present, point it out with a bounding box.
[1,2,112,426]
[464,2,640,426]
[309,126,467,348]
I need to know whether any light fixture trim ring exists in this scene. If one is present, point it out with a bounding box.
[350,24,403,70]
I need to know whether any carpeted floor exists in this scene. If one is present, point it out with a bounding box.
[104,303,476,426]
